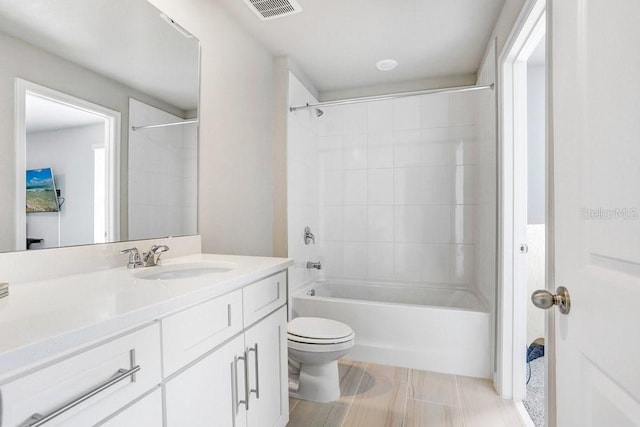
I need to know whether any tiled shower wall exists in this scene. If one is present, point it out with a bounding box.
[287,73,321,293]
[318,92,479,287]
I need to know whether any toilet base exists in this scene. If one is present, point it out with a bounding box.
[291,360,340,403]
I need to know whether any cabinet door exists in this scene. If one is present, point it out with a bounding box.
[244,306,288,427]
[165,335,247,427]
[98,388,163,426]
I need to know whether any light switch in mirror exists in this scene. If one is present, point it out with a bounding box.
[0,0,200,252]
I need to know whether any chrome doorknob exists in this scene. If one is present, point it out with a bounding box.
[531,286,571,315]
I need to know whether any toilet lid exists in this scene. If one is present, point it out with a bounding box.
[288,317,353,343]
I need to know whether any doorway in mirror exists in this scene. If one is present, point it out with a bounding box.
[16,80,121,251]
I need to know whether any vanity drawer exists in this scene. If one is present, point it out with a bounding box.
[162,289,243,376]
[0,323,161,427]
[243,271,287,327]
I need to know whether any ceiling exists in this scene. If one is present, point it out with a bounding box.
[26,95,104,134]
[216,0,506,93]
[0,0,199,111]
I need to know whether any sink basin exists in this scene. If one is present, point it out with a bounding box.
[134,261,237,280]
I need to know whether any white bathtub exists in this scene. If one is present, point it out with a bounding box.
[292,280,492,378]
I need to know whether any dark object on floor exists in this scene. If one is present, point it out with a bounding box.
[527,341,545,363]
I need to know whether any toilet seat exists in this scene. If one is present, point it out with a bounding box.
[287,338,353,353]
[288,317,354,345]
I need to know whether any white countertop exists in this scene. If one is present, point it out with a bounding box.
[0,253,292,378]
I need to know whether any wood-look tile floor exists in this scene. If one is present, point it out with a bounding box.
[287,359,524,427]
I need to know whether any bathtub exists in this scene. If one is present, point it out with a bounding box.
[292,280,492,378]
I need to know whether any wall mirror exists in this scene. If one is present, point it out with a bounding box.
[0,0,200,252]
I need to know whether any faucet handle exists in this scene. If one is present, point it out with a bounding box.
[143,245,170,267]
[304,226,315,245]
[121,248,143,269]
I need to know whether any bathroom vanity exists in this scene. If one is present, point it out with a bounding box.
[0,252,292,427]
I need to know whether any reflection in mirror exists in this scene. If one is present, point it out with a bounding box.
[0,0,200,252]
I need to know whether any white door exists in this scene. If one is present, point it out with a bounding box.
[551,0,640,425]
[244,306,288,427]
[165,335,247,427]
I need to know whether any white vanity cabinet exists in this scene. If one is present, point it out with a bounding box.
[98,388,164,426]
[0,259,290,427]
[163,271,288,427]
[164,334,246,427]
[0,324,162,427]
[243,306,288,427]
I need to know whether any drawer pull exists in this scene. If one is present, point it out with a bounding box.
[248,344,260,399]
[20,352,141,427]
[234,354,248,414]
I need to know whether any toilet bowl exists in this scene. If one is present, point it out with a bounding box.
[288,317,354,403]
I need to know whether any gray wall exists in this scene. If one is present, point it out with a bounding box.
[149,0,276,256]
[27,124,103,248]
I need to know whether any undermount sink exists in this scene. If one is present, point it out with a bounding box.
[134,261,237,280]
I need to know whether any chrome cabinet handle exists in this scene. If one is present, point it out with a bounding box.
[248,344,260,399]
[243,350,250,411]
[532,286,571,315]
[234,354,247,414]
[20,352,140,427]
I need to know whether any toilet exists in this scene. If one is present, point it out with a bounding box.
[287,317,355,403]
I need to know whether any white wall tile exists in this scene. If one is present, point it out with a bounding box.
[452,126,477,165]
[420,94,449,128]
[343,134,367,169]
[321,170,342,205]
[314,89,481,288]
[343,170,367,205]
[422,206,451,243]
[394,243,422,281]
[394,206,423,243]
[421,244,451,283]
[422,127,453,166]
[368,206,394,242]
[368,242,394,279]
[368,169,394,205]
[450,92,476,126]
[394,167,424,205]
[322,241,343,277]
[319,105,344,136]
[393,97,420,130]
[343,103,367,135]
[368,132,394,169]
[423,166,455,204]
[343,206,368,241]
[367,100,394,133]
[452,205,476,244]
[394,129,422,167]
[450,244,475,285]
[319,136,343,171]
[322,206,343,241]
[343,242,368,278]
[454,165,477,204]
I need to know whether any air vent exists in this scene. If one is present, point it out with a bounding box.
[242,0,303,21]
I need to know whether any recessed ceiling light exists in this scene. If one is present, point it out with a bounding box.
[376,59,398,71]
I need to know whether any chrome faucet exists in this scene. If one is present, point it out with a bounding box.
[306,261,322,270]
[304,226,315,245]
[121,248,144,269]
[142,245,170,267]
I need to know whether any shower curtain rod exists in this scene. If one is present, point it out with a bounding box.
[289,83,494,112]
[131,119,198,131]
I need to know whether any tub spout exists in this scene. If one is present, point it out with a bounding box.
[306,261,322,270]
